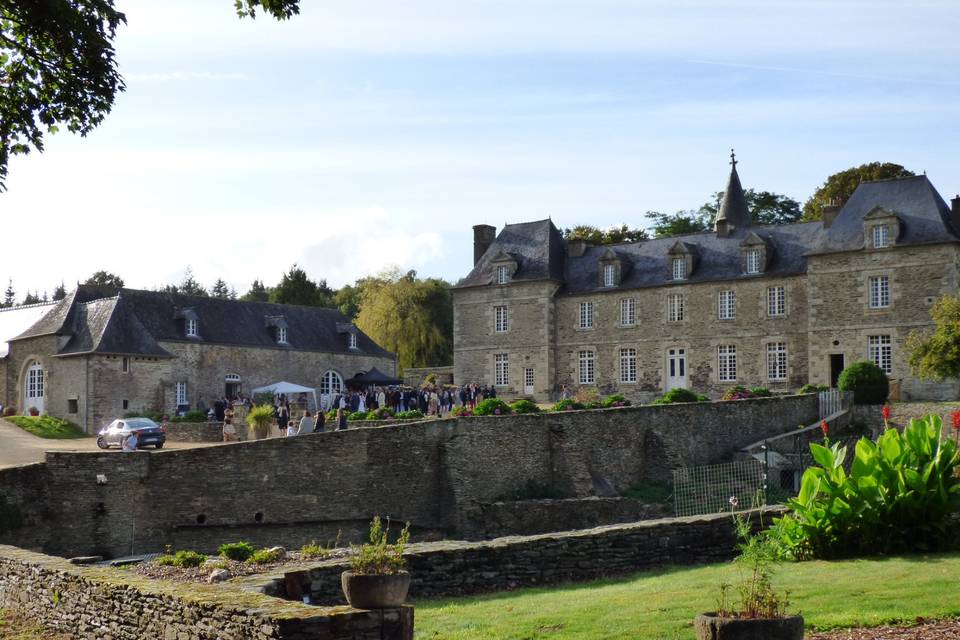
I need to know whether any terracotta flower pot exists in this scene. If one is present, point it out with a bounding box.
[340,571,410,609]
[694,613,804,640]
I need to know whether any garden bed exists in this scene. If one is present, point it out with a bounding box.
[135,547,352,584]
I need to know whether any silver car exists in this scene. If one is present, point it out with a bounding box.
[96,418,167,450]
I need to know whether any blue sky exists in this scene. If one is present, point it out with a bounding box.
[3,0,959,298]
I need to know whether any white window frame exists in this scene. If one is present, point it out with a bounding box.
[872,225,890,249]
[869,335,893,374]
[277,326,288,344]
[175,381,188,406]
[524,367,535,388]
[603,264,616,287]
[578,302,594,329]
[746,249,761,274]
[348,332,358,349]
[869,275,890,309]
[766,342,788,381]
[620,298,636,327]
[718,345,737,382]
[185,318,199,337]
[320,370,343,395]
[672,258,686,281]
[494,353,509,386]
[494,305,509,333]
[496,265,510,285]
[619,347,637,383]
[767,286,786,317]
[578,350,595,385]
[26,362,43,400]
[718,290,736,320]
[668,293,685,322]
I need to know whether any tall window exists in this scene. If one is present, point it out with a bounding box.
[26,362,43,401]
[121,357,130,373]
[277,326,288,344]
[619,348,637,383]
[578,302,594,329]
[872,225,890,249]
[718,290,736,320]
[767,286,786,316]
[320,370,343,395]
[578,350,595,384]
[494,305,509,332]
[348,333,358,349]
[672,258,686,281]
[185,318,199,337]
[620,298,636,326]
[746,249,761,274]
[766,342,788,381]
[869,275,890,309]
[869,335,893,374]
[603,264,616,287]
[496,265,510,284]
[175,381,188,406]
[668,293,685,322]
[718,345,737,382]
[495,353,509,386]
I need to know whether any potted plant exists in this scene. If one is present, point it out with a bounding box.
[694,499,803,640]
[246,404,274,440]
[341,516,411,609]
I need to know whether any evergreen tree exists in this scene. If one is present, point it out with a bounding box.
[52,282,67,301]
[269,265,334,307]
[178,267,208,297]
[22,291,41,305]
[3,279,15,307]
[241,279,270,302]
[211,278,233,299]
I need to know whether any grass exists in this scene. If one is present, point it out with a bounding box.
[0,609,71,639]
[4,415,87,439]
[414,552,960,639]
[622,480,673,506]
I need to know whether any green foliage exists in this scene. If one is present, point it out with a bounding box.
[600,394,631,408]
[241,279,271,302]
[269,264,334,307]
[156,550,206,568]
[700,189,803,226]
[246,405,275,439]
[348,411,369,421]
[6,416,85,439]
[234,0,301,20]
[1,279,14,307]
[174,266,208,297]
[622,481,672,505]
[562,224,648,244]
[171,410,208,423]
[652,388,705,404]
[300,540,331,560]
[645,209,712,237]
[333,283,360,320]
[802,162,915,220]
[210,278,235,299]
[771,416,960,560]
[908,294,960,381]
[550,399,585,412]
[799,384,830,394]
[719,513,790,618]
[750,387,772,397]
[349,516,411,576]
[510,399,541,414]
[82,270,125,294]
[452,405,473,417]
[837,361,889,405]
[721,385,754,401]
[395,410,424,420]
[246,548,284,564]
[473,398,513,416]
[367,407,395,420]
[52,282,67,301]
[218,541,254,562]
[22,291,41,305]
[499,479,565,502]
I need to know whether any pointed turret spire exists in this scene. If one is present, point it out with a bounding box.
[714,149,752,237]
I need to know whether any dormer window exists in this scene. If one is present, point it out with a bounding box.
[597,248,627,288]
[603,264,616,287]
[276,326,288,344]
[863,207,900,249]
[873,225,890,249]
[496,265,510,284]
[666,241,697,281]
[265,315,289,345]
[348,333,358,349]
[185,318,199,337]
[739,232,770,275]
[672,258,686,281]
[746,249,761,274]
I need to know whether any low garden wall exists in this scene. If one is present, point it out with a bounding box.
[164,421,247,443]
[256,509,779,605]
[0,544,413,640]
[852,401,960,435]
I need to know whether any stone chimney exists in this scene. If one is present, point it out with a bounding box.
[567,238,589,257]
[822,198,843,229]
[473,224,496,265]
[952,195,960,234]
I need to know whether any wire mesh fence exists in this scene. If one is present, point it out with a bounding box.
[672,459,767,517]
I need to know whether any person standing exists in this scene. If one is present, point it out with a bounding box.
[276,399,290,435]
[222,418,237,442]
[336,408,348,430]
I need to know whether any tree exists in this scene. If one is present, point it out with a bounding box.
[2,278,14,307]
[177,266,208,297]
[82,270,124,294]
[210,278,233,299]
[908,295,960,381]
[700,190,802,226]
[269,264,334,307]
[52,281,66,300]
[241,279,270,302]
[803,162,915,221]
[563,224,648,244]
[333,283,361,320]
[645,209,712,238]
[354,268,453,371]
[22,290,40,305]
[0,0,301,191]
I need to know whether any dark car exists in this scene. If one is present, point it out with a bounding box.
[96,418,166,450]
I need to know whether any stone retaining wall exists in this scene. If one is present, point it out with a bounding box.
[851,401,960,435]
[0,544,413,640]
[257,510,777,605]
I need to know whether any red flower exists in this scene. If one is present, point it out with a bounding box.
[820,420,829,437]
[881,405,891,421]
[952,411,960,431]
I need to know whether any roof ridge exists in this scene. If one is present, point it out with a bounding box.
[0,301,56,313]
[123,288,346,315]
[860,174,925,185]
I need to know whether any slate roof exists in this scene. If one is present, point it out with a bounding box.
[0,302,57,358]
[456,174,958,295]
[715,158,752,230]
[12,288,393,358]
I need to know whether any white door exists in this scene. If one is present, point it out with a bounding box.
[665,348,687,391]
[523,368,535,395]
[24,361,44,415]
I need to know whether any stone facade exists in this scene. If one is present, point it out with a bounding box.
[0,394,816,558]
[0,544,413,640]
[453,168,960,403]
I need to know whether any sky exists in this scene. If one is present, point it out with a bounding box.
[2,0,959,299]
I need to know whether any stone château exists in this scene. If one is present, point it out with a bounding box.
[453,155,960,402]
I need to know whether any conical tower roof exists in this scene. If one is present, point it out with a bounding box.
[714,150,752,232]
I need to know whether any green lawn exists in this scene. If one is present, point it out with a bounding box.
[4,416,87,439]
[414,553,960,639]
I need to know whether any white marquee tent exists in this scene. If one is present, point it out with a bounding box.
[250,381,318,411]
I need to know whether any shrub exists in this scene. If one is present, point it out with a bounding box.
[155,554,175,566]
[395,410,424,420]
[837,361,889,405]
[601,394,631,408]
[799,383,830,394]
[349,516,411,575]
[573,387,599,406]
[367,407,395,420]
[474,398,513,416]
[348,411,369,421]
[550,399,585,412]
[172,410,209,423]
[218,541,255,562]
[451,406,473,417]
[2,406,15,417]
[652,388,704,404]
[749,387,772,398]
[770,415,960,560]
[510,399,541,414]
[247,548,284,564]
[158,550,206,568]
[722,385,754,401]
[301,540,331,560]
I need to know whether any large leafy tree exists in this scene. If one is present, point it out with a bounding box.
[803,162,915,221]
[908,295,960,381]
[700,189,802,226]
[563,224,648,244]
[82,270,124,294]
[645,209,712,238]
[241,279,270,302]
[269,264,334,307]
[355,268,453,371]
[0,0,300,191]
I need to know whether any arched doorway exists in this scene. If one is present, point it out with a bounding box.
[23,360,44,415]
[224,373,242,399]
[319,370,343,410]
